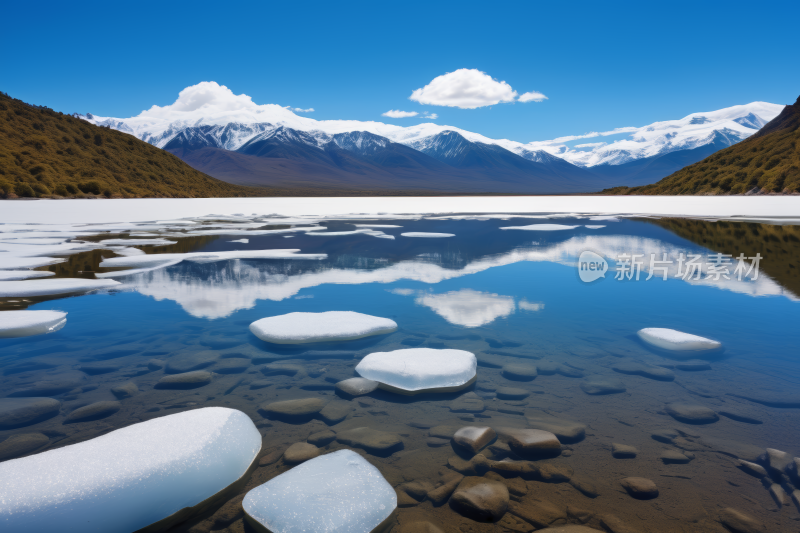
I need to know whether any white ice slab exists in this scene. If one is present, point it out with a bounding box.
[401,232,455,238]
[0,407,261,533]
[0,256,66,270]
[99,238,177,246]
[228,239,250,243]
[500,224,579,231]
[100,249,326,270]
[250,311,397,344]
[637,328,722,352]
[0,278,120,297]
[0,310,67,338]
[584,225,606,229]
[243,449,396,533]
[356,348,477,392]
[0,270,55,281]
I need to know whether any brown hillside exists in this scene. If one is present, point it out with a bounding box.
[0,92,275,198]
[604,95,800,195]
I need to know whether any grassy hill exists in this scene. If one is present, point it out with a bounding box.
[0,92,282,198]
[604,95,800,195]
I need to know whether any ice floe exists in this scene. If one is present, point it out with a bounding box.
[356,348,477,394]
[243,449,396,533]
[0,278,120,297]
[584,225,606,229]
[0,256,66,270]
[0,270,55,281]
[250,311,397,344]
[401,232,455,238]
[499,224,580,231]
[0,311,67,338]
[228,238,249,243]
[98,238,177,246]
[0,407,261,533]
[637,328,722,352]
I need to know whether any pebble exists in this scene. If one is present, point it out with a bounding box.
[0,398,61,429]
[496,387,530,400]
[260,363,306,378]
[580,376,626,395]
[660,450,693,464]
[449,476,509,521]
[427,473,464,505]
[612,362,674,381]
[769,483,789,507]
[765,448,792,473]
[427,437,450,447]
[611,443,637,459]
[453,426,497,454]
[498,427,561,457]
[502,363,538,381]
[526,414,586,443]
[449,392,485,413]
[164,351,218,373]
[259,449,283,466]
[569,476,599,498]
[215,358,251,374]
[620,477,658,499]
[258,398,326,420]
[336,427,403,455]
[307,429,336,446]
[718,507,765,533]
[717,410,763,425]
[507,499,566,528]
[283,442,320,464]
[63,401,121,423]
[651,429,679,443]
[429,426,459,439]
[79,362,122,375]
[335,377,379,397]
[737,460,768,478]
[249,380,273,390]
[8,380,82,397]
[110,381,138,399]
[0,432,49,461]
[665,403,719,424]
[155,370,212,389]
[319,401,353,424]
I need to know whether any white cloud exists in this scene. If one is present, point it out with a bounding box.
[293,107,314,113]
[382,110,419,118]
[518,91,548,103]
[422,112,438,120]
[574,142,606,148]
[518,299,544,311]
[410,69,518,109]
[414,289,516,327]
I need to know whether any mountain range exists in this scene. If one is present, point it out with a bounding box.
[80,83,784,193]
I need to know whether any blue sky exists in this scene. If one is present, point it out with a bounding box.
[3,0,798,143]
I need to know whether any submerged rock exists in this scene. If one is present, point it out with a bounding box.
[507,499,566,528]
[718,507,765,533]
[449,476,509,521]
[258,398,326,420]
[661,450,693,464]
[0,407,261,533]
[356,348,477,395]
[319,401,353,424]
[496,387,530,400]
[64,401,121,423]
[502,363,538,381]
[110,381,138,399]
[283,442,320,464]
[620,477,658,499]
[243,449,396,532]
[79,362,122,375]
[8,380,82,397]
[612,362,674,381]
[453,426,496,454]
[526,414,586,443]
[250,311,397,344]
[335,377,379,398]
[498,427,561,457]
[215,358,251,374]
[450,392,485,413]
[155,370,213,390]
[737,460,768,478]
[307,429,336,447]
[165,351,218,374]
[665,403,719,424]
[0,433,49,461]
[0,398,61,429]
[580,376,626,395]
[611,443,637,458]
[336,427,403,455]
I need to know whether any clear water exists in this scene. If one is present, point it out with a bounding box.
[2,215,800,532]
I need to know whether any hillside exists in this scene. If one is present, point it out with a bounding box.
[0,93,272,198]
[604,95,800,195]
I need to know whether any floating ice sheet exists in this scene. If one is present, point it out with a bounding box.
[356,348,477,392]
[243,449,396,533]
[250,311,397,344]
[0,407,261,533]
[401,232,455,238]
[499,224,580,231]
[0,270,55,281]
[99,249,326,271]
[0,278,120,297]
[0,310,67,338]
[637,328,722,352]
[98,238,177,246]
[584,225,606,229]
[0,256,66,270]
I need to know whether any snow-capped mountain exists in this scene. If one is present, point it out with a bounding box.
[78,81,785,192]
[81,82,783,170]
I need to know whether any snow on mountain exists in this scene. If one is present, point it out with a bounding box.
[80,81,784,168]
